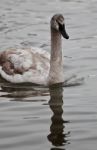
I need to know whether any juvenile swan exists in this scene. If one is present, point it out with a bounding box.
[0,14,69,85]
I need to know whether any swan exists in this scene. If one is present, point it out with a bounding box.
[0,14,69,85]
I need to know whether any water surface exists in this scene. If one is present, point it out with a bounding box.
[0,0,97,150]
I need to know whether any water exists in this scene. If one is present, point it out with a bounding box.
[0,0,97,150]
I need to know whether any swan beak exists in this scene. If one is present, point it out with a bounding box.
[59,23,69,39]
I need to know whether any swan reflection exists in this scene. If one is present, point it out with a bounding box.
[0,82,70,149]
[48,84,70,149]
[0,83,49,101]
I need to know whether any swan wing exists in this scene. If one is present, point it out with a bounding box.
[0,47,50,84]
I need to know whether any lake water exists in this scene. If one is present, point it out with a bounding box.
[0,0,97,150]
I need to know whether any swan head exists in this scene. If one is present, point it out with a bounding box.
[51,14,69,39]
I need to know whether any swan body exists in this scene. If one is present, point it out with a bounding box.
[0,14,69,85]
[0,47,50,84]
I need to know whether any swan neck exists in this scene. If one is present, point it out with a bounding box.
[48,27,64,85]
[51,28,62,60]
